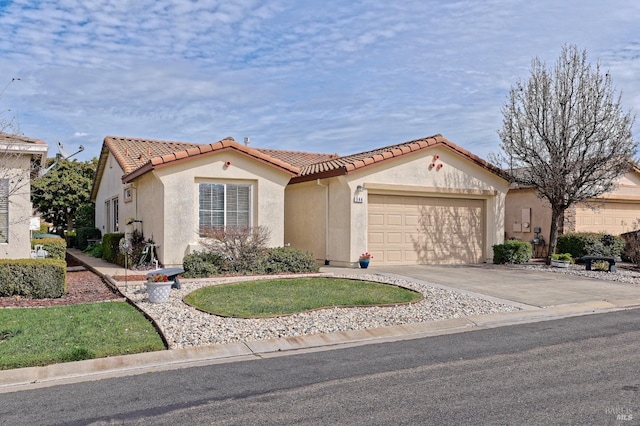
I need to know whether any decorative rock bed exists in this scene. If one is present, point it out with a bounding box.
[123,273,520,349]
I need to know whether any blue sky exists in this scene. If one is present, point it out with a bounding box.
[0,0,639,162]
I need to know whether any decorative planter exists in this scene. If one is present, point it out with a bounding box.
[358,259,370,269]
[551,260,570,268]
[145,281,174,303]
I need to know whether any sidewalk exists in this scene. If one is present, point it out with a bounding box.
[2,252,640,393]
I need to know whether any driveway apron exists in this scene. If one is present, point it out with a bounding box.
[372,264,640,308]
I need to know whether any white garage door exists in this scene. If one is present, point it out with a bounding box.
[368,194,485,264]
[575,202,640,235]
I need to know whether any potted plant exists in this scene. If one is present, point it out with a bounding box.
[145,273,173,303]
[359,252,373,269]
[551,253,573,268]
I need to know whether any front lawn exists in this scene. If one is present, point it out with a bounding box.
[0,302,165,370]
[184,277,423,318]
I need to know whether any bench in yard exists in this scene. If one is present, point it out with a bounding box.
[146,267,185,289]
[581,256,621,272]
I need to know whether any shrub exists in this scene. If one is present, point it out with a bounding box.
[493,240,532,264]
[0,259,66,298]
[556,232,625,259]
[621,230,640,264]
[85,243,104,258]
[102,233,124,264]
[263,247,319,274]
[551,253,574,263]
[200,226,270,274]
[182,251,227,278]
[31,238,66,260]
[182,246,319,277]
[77,227,102,250]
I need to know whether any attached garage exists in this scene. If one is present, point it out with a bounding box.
[368,194,485,264]
[284,134,509,267]
[575,201,640,235]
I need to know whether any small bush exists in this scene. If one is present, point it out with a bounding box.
[493,240,532,264]
[200,226,270,274]
[0,259,66,298]
[551,253,574,263]
[182,246,320,277]
[182,251,227,278]
[621,230,640,264]
[84,243,104,258]
[557,232,625,259]
[102,233,124,264]
[263,247,319,274]
[31,238,66,260]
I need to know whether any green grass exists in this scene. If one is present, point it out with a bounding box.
[183,277,423,318]
[0,302,165,370]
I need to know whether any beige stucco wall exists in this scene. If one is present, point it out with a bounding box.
[286,146,509,266]
[94,151,127,236]
[0,154,34,259]
[505,172,640,245]
[127,150,291,267]
[284,180,327,261]
[504,188,551,257]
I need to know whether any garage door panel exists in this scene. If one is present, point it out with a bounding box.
[368,232,384,244]
[576,202,640,234]
[369,213,384,226]
[368,194,485,265]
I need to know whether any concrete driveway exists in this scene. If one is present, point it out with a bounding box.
[368,264,640,308]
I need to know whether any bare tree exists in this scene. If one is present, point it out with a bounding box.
[495,44,637,262]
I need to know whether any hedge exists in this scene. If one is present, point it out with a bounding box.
[0,259,66,298]
[556,232,625,259]
[493,240,532,264]
[31,238,67,260]
[102,233,124,264]
[183,246,319,278]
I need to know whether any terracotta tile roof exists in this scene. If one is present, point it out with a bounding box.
[103,136,202,175]
[290,134,507,183]
[90,135,302,200]
[90,133,505,201]
[254,148,339,168]
[0,132,47,146]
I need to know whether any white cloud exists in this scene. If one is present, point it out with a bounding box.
[0,0,637,161]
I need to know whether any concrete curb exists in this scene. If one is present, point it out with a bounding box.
[1,301,637,393]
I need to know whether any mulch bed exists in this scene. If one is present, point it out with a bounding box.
[0,254,125,308]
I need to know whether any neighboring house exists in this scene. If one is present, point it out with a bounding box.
[0,133,48,259]
[91,134,509,267]
[505,170,640,255]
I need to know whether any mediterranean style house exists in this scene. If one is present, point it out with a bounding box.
[90,134,510,267]
[0,133,48,259]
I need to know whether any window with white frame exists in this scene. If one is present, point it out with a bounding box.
[112,197,119,232]
[0,179,9,243]
[104,197,119,234]
[198,183,251,236]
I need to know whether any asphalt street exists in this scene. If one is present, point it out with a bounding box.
[1,308,639,425]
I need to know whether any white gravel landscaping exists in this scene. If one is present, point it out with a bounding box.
[522,262,640,285]
[123,273,521,349]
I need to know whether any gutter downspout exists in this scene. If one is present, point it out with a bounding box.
[317,179,330,265]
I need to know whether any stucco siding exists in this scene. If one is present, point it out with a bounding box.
[286,146,508,266]
[94,152,126,236]
[148,150,290,267]
[284,181,327,261]
[1,155,33,259]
